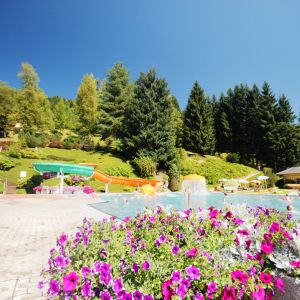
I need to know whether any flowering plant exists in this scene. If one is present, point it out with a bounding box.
[40,206,300,299]
[83,185,95,194]
[33,185,42,192]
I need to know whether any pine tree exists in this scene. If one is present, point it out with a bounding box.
[183,82,215,155]
[99,63,133,139]
[275,94,295,123]
[257,82,277,166]
[169,95,183,148]
[17,63,54,133]
[123,69,176,166]
[76,74,100,135]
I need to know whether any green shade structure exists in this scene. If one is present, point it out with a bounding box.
[32,162,94,177]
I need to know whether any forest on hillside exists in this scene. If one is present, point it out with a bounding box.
[0,62,299,185]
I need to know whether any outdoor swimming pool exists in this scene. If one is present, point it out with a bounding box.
[90,192,300,220]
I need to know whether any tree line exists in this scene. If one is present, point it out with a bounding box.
[0,62,299,173]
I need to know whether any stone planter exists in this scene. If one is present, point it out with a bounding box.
[273,275,300,300]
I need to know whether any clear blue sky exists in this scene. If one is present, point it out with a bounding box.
[0,0,299,114]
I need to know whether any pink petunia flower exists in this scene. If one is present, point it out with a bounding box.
[221,286,237,300]
[250,285,265,300]
[274,277,285,292]
[81,281,94,299]
[259,272,273,284]
[171,270,182,282]
[231,270,249,284]
[290,261,300,267]
[261,240,274,254]
[186,265,200,280]
[172,245,180,255]
[186,248,198,258]
[100,290,112,300]
[63,271,80,292]
[209,209,219,219]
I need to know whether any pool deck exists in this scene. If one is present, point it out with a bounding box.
[0,194,109,300]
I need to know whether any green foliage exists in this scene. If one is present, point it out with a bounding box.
[19,174,43,193]
[123,69,177,166]
[0,82,18,137]
[7,143,22,159]
[183,81,215,155]
[49,96,76,130]
[0,157,16,170]
[20,149,44,159]
[16,63,54,133]
[167,163,180,191]
[99,63,133,139]
[104,166,131,177]
[181,156,255,185]
[263,168,280,187]
[20,132,50,148]
[76,74,100,135]
[133,156,157,178]
[226,152,240,163]
[170,95,183,147]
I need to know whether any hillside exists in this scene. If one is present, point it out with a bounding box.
[0,148,259,193]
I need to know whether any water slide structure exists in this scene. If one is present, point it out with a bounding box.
[32,162,161,194]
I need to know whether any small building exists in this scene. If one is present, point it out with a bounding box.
[276,167,300,189]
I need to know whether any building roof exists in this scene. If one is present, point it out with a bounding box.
[277,166,300,176]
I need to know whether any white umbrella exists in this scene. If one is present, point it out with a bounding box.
[257,176,269,180]
[218,178,228,183]
[239,179,249,184]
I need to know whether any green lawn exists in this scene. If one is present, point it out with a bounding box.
[0,147,137,193]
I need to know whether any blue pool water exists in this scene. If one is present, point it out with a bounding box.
[90,192,300,220]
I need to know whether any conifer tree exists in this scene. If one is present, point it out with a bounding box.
[17,63,54,133]
[183,82,215,154]
[76,74,99,135]
[275,94,295,123]
[169,95,183,148]
[123,69,176,166]
[99,63,133,139]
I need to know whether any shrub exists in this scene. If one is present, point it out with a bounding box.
[48,140,64,149]
[40,206,297,299]
[0,140,16,150]
[104,166,131,178]
[226,152,240,163]
[219,152,228,161]
[20,132,49,148]
[19,174,43,193]
[0,157,16,170]
[82,136,96,151]
[263,167,280,187]
[133,156,157,178]
[167,163,180,191]
[7,144,22,159]
[20,149,44,159]
[63,136,81,150]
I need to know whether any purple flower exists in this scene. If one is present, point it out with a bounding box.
[142,261,151,270]
[250,284,265,300]
[231,270,249,284]
[171,270,182,282]
[81,266,91,278]
[186,248,198,258]
[155,239,161,247]
[101,290,112,300]
[81,281,94,299]
[37,281,44,289]
[180,277,190,289]
[186,265,200,280]
[269,222,280,233]
[122,292,133,300]
[233,218,243,226]
[58,233,67,245]
[132,262,139,274]
[195,292,204,300]
[63,271,80,292]
[144,294,154,300]
[100,262,111,273]
[207,281,217,294]
[221,286,237,300]
[54,255,65,268]
[133,290,143,300]
[176,284,187,298]
[113,278,123,293]
[100,272,112,286]
[172,245,180,255]
[159,235,166,242]
[149,216,156,223]
[48,278,60,296]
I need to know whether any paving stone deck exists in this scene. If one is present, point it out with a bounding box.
[0,194,109,299]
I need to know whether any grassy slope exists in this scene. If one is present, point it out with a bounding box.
[181,155,259,185]
[0,148,136,193]
[0,148,259,193]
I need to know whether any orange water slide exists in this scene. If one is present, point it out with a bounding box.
[92,171,160,187]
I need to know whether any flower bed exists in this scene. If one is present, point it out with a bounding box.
[40,206,300,299]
